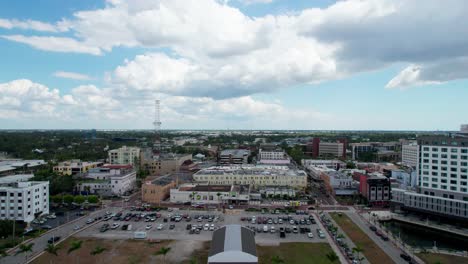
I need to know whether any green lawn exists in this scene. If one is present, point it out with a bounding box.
[330,212,394,264]
[257,242,336,264]
[417,252,468,264]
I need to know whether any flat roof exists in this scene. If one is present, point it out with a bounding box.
[195,165,306,177]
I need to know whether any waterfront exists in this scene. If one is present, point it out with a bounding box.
[382,220,468,252]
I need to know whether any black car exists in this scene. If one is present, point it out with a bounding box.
[400,253,411,262]
[186,224,192,230]
[369,225,377,231]
[47,236,61,244]
[169,224,175,230]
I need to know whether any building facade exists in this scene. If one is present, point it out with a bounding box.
[318,142,345,158]
[402,143,419,168]
[193,165,307,189]
[108,146,140,165]
[219,149,250,165]
[141,174,177,204]
[170,184,250,205]
[302,159,346,170]
[0,181,49,222]
[140,151,192,176]
[53,160,103,176]
[77,165,136,196]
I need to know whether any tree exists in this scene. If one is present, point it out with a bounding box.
[0,248,8,258]
[15,242,34,262]
[189,257,198,264]
[326,251,339,263]
[271,255,285,264]
[68,240,83,264]
[74,195,85,204]
[91,245,107,263]
[87,195,99,204]
[45,243,61,256]
[154,247,171,264]
[352,246,364,263]
[63,194,74,204]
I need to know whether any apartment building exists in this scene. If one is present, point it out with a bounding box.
[402,143,419,168]
[108,146,140,165]
[77,164,136,196]
[258,144,290,164]
[53,160,103,176]
[193,165,307,189]
[319,142,345,158]
[219,149,250,165]
[0,180,49,222]
[140,150,192,176]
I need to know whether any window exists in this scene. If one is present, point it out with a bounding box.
[442,148,448,152]
[432,147,439,152]
[424,147,429,151]
[451,148,458,152]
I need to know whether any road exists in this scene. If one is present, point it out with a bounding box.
[345,211,407,264]
[0,207,121,264]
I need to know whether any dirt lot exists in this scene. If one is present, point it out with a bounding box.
[31,237,209,264]
[417,252,468,264]
[330,212,394,264]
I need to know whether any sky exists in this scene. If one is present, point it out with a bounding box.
[0,0,467,131]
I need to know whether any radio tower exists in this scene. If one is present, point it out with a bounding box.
[153,99,162,157]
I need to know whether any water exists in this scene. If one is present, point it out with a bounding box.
[382,220,468,252]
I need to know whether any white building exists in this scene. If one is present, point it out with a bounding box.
[0,180,49,222]
[219,149,250,165]
[108,146,140,165]
[170,184,250,205]
[193,165,307,189]
[402,143,419,168]
[390,169,417,189]
[418,135,468,201]
[302,159,346,170]
[0,174,34,184]
[258,147,290,165]
[77,165,136,196]
[319,142,344,158]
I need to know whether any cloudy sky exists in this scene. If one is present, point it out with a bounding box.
[0,0,467,130]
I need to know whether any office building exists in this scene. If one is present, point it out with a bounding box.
[140,149,192,176]
[77,164,136,196]
[193,165,307,189]
[350,142,400,160]
[307,166,357,196]
[258,145,290,165]
[219,149,250,165]
[141,173,192,204]
[0,180,49,222]
[53,160,103,176]
[108,146,140,165]
[402,143,419,168]
[208,225,258,264]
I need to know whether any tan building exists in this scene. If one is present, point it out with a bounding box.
[141,175,177,204]
[140,150,192,176]
[53,160,103,176]
[108,146,140,165]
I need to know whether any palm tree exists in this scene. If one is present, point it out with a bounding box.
[271,255,285,264]
[352,246,364,263]
[326,251,339,263]
[91,245,107,263]
[45,243,61,256]
[15,243,34,262]
[154,247,171,264]
[68,240,83,264]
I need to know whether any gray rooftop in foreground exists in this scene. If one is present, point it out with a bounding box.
[208,225,257,264]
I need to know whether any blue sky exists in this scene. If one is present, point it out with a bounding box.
[0,0,467,130]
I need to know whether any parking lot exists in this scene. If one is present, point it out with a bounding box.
[76,209,329,244]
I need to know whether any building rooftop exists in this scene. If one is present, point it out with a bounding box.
[208,225,257,264]
[0,159,46,173]
[195,165,306,177]
[220,149,250,157]
[0,181,48,189]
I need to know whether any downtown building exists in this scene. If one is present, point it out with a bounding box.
[108,146,140,165]
[76,164,136,197]
[391,127,468,220]
[401,142,419,168]
[0,179,49,222]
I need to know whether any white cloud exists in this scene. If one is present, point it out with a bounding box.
[0,18,69,32]
[53,71,92,81]
[1,35,102,55]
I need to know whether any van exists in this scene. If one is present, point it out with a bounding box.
[133,231,147,239]
[263,225,268,232]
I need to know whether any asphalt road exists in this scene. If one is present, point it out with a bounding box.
[1,207,121,264]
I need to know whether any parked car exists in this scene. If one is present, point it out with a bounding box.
[369,225,377,231]
[41,225,53,230]
[157,224,164,230]
[307,232,314,238]
[47,236,60,244]
[145,224,152,230]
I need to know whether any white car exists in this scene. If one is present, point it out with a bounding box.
[111,223,120,229]
[209,224,215,231]
[204,224,209,231]
[73,225,81,231]
[86,218,94,224]
[263,225,268,232]
[157,224,164,230]
[145,224,152,230]
[270,226,276,233]
[47,214,56,219]
[307,233,314,238]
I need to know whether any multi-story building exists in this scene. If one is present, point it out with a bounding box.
[141,174,177,204]
[390,169,417,189]
[193,165,307,190]
[302,159,346,170]
[77,164,136,196]
[140,150,192,176]
[307,166,357,196]
[350,142,400,160]
[355,172,391,206]
[0,180,49,222]
[53,160,103,176]
[219,149,250,165]
[0,159,46,176]
[170,184,250,205]
[318,142,345,158]
[258,146,290,165]
[108,146,140,165]
[417,135,468,200]
[402,143,419,168]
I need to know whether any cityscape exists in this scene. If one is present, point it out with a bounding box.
[1,1,468,264]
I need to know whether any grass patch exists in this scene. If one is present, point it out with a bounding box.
[257,243,335,264]
[330,212,394,264]
[417,252,468,264]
